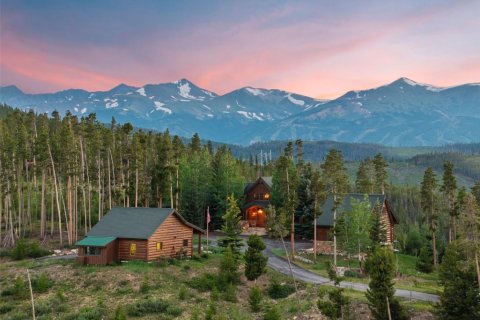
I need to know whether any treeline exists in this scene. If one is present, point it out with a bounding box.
[0,104,270,247]
[408,152,480,181]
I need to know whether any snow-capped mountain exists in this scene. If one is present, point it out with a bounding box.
[0,79,322,144]
[262,77,480,146]
[1,77,479,146]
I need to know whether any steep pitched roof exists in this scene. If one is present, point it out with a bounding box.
[244,176,273,194]
[86,207,204,239]
[316,194,391,226]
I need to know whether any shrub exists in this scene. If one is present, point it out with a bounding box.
[65,305,107,320]
[178,286,188,300]
[139,277,150,293]
[267,280,295,299]
[416,246,433,273]
[317,287,351,320]
[248,286,262,312]
[32,273,53,293]
[205,302,216,320]
[126,299,170,317]
[0,304,13,314]
[223,283,237,302]
[218,246,240,286]
[188,273,217,292]
[343,270,358,278]
[12,277,29,300]
[211,285,219,301]
[166,305,183,317]
[10,239,50,260]
[263,304,282,320]
[114,305,126,320]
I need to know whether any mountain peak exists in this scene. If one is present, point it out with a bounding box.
[0,85,24,96]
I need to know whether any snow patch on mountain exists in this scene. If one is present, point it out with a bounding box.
[105,99,119,109]
[178,82,202,100]
[136,87,146,96]
[154,101,172,114]
[245,87,266,96]
[286,94,305,106]
[237,111,264,121]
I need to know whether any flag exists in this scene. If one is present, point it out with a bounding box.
[206,207,211,225]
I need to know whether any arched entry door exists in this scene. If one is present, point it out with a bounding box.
[246,206,266,227]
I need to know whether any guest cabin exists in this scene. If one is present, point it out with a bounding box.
[315,194,398,252]
[242,176,272,228]
[75,207,204,265]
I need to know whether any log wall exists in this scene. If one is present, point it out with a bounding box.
[147,213,193,260]
[118,239,148,261]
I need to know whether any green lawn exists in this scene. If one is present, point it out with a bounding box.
[272,249,442,295]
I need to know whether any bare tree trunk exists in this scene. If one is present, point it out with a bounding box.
[98,155,102,219]
[286,166,295,260]
[48,143,63,246]
[40,169,46,239]
[135,167,139,207]
[432,228,437,267]
[109,148,115,208]
[67,175,72,245]
[476,252,480,289]
[169,172,174,209]
[175,165,179,209]
[280,236,299,298]
[333,192,338,267]
[313,200,317,263]
[107,150,112,210]
[27,269,36,320]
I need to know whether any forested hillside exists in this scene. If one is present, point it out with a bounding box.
[1,103,479,260]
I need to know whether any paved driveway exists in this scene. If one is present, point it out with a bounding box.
[260,237,439,303]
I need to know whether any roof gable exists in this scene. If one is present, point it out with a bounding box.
[86,207,203,239]
[244,176,272,194]
[316,194,388,226]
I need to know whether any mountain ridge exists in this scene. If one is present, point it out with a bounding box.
[1,77,479,146]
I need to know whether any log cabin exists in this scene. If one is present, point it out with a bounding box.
[75,207,204,265]
[315,194,398,253]
[242,176,272,227]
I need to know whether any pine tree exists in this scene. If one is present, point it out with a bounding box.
[441,161,457,242]
[438,240,480,319]
[420,167,438,267]
[218,194,243,255]
[271,150,299,259]
[369,209,386,250]
[471,180,480,208]
[416,246,433,273]
[373,153,388,195]
[356,158,374,194]
[321,149,349,266]
[365,247,407,320]
[244,234,268,281]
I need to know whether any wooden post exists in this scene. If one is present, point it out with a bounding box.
[197,233,201,255]
[27,269,36,320]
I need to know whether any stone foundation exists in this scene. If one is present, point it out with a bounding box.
[315,241,334,254]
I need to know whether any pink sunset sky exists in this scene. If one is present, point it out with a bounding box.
[1,0,479,99]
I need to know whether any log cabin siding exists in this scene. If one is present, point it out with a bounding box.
[118,239,148,261]
[76,240,118,265]
[147,213,193,260]
[315,226,331,241]
[245,182,271,203]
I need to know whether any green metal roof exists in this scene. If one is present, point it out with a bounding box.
[75,236,116,247]
[84,207,204,240]
[315,194,387,226]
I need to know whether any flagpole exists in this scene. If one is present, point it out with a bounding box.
[206,207,210,254]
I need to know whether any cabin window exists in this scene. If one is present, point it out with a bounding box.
[156,242,162,251]
[183,239,189,247]
[130,243,136,256]
[85,246,100,256]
